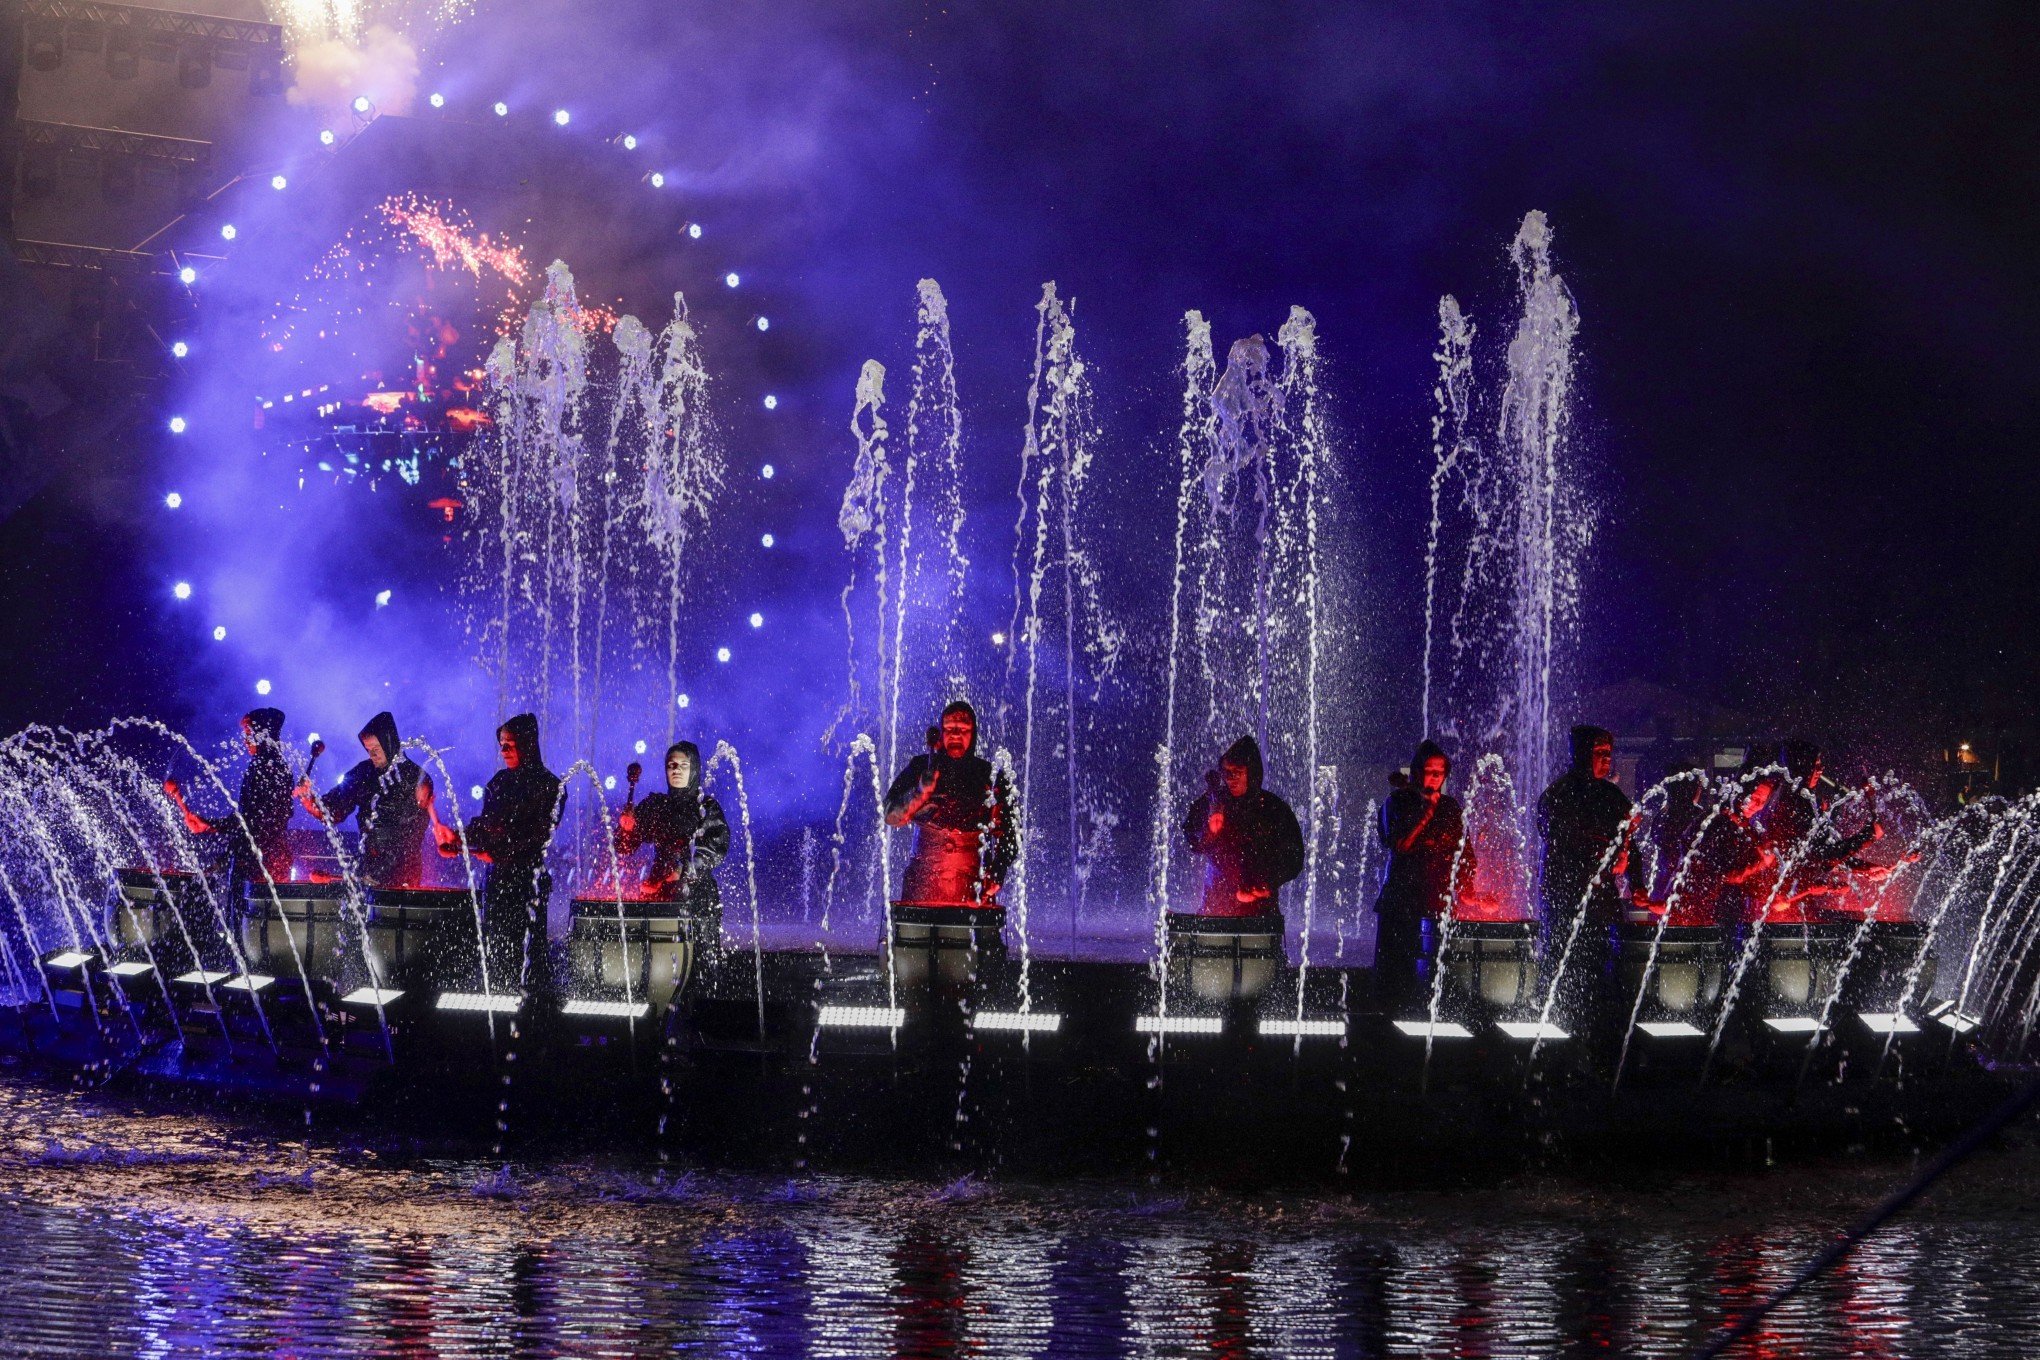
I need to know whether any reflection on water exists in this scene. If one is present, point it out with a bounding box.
[8,1079,2040,1357]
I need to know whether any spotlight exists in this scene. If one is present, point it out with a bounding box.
[1497,1021,1570,1041]
[319,129,336,146]
[621,134,637,150]
[212,626,226,641]
[341,987,403,1006]
[563,998,650,1020]
[492,101,508,117]
[603,775,616,789]
[270,174,288,190]
[255,679,272,695]
[715,647,731,663]
[1637,1020,1705,1038]
[1858,1012,1920,1035]
[428,92,445,109]
[748,612,763,629]
[221,973,275,993]
[106,32,139,79]
[676,693,691,708]
[1763,1016,1823,1035]
[723,272,740,288]
[352,95,372,115]
[975,1010,1062,1033]
[164,491,182,509]
[755,316,770,332]
[647,172,665,189]
[760,463,775,479]
[171,341,189,358]
[553,108,570,126]
[687,223,703,239]
[220,223,237,241]
[45,950,91,971]
[1392,1019,1474,1039]
[178,266,198,285]
[818,1005,904,1029]
[174,969,232,986]
[469,784,483,800]
[437,991,520,1013]
[168,416,187,433]
[633,739,647,754]
[991,631,1007,645]
[760,533,775,548]
[308,732,319,743]
[1260,1017,1345,1038]
[173,582,192,600]
[374,589,391,607]
[763,394,778,410]
[108,961,154,979]
[178,45,211,90]
[1136,1014,1222,1035]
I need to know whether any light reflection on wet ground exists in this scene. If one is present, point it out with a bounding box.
[7,1076,2040,1356]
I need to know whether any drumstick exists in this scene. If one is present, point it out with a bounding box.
[625,761,642,812]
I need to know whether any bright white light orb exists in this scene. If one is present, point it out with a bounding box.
[622,134,637,150]
[178,266,197,285]
[171,341,189,358]
[212,626,226,641]
[748,612,763,629]
[470,784,484,800]
[553,108,570,126]
[648,172,665,188]
[755,316,769,332]
[351,95,371,114]
[760,533,775,548]
[164,491,182,509]
[492,101,508,117]
[374,589,392,607]
[319,129,336,146]
[255,679,272,695]
[270,174,287,190]
[604,775,616,790]
[716,647,731,663]
[760,463,775,479]
[991,631,1007,646]
[220,224,237,241]
[676,693,691,709]
[173,582,192,600]
[429,92,445,109]
[723,272,740,288]
[168,416,187,434]
[762,394,778,410]
[634,739,647,754]
[687,222,702,239]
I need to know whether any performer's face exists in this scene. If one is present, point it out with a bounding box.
[362,735,388,769]
[667,750,694,788]
[940,713,974,758]
[1221,760,1250,798]
[1739,780,1773,821]
[240,718,260,757]
[1590,741,1614,782]
[498,731,522,770]
[1417,757,1448,796]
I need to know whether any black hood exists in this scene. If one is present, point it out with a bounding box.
[499,713,544,770]
[359,711,400,763]
[1411,739,1451,780]
[1221,734,1264,791]
[939,699,979,756]
[244,707,285,743]
[1569,725,1614,774]
[666,740,702,791]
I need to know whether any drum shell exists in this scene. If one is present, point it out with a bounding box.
[1164,912,1283,1006]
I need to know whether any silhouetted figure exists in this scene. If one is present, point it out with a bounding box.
[165,707,295,908]
[1180,734,1305,917]
[1681,778,1778,932]
[883,700,1017,907]
[1535,725,1633,925]
[454,714,563,950]
[1764,739,1882,896]
[614,740,728,909]
[297,710,429,887]
[1375,740,1471,1011]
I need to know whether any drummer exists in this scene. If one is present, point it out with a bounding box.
[614,740,729,910]
[296,710,431,888]
[1179,735,1304,918]
[165,706,295,910]
[882,700,1017,907]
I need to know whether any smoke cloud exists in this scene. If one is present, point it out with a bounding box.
[287,25,422,118]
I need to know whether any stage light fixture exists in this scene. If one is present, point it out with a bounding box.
[173,582,192,600]
[761,463,775,479]
[168,416,188,433]
[676,693,690,708]
[178,45,211,89]
[212,626,227,641]
[991,631,1007,645]
[1260,1017,1345,1037]
[320,129,336,146]
[220,224,237,241]
[171,341,189,358]
[106,32,139,79]
[179,266,198,285]
[352,95,373,114]
[763,394,778,410]
[1392,1019,1474,1039]
[755,316,770,331]
[634,739,648,754]
[1937,1011,1980,1034]
[716,647,731,663]
[748,613,763,629]
[622,134,637,150]
[1497,1020,1570,1041]
[27,22,62,72]
[648,172,665,188]
[724,272,740,288]
[270,175,288,190]
[1136,1014,1222,1035]
[255,679,272,695]
[761,534,775,548]
[818,1004,905,1029]
[1858,1012,1920,1035]
[174,970,232,985]
[429,92,445,109]
[687,223,703,239]
[438,991,520,1013]
[553,109,570,126]
[493,101,508,117]
[975,1010,1062,1033]
[341,987,403,1006]
[563,999,650,1020]
[1638,1020,1705,1038]
[45,951,92,971]
[375,589,392,607]
[603,775,616,789]
[108,961,154,979]
[469,784,484,799]
[165,491,183,508]
[222,974,275,993]
[1763,1016,1822,1034]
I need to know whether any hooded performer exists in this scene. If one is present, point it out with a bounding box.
[168,707,295,898]
[1180,735,1305,917]
[883,700,1018,907]
[452,714,564,940]
[297,710,430,888]
[1533,725,1634,926]
[615,740,729,910]
[1374,740,1473,1009]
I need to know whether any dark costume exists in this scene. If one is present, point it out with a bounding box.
[1374,741,1472,1010]
[466,713,564,941]
[319,711,429,887]
[1681,810,1771,932]
[1534,726,1633,925]
[1180,735,1305,917]
[614,740,729,910]
[229,707,296,891]
[883,701,1018,907]
[1762,745,1877,902]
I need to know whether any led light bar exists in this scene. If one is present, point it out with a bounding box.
[1497,1021,1570,1041]
[563,999,651,1020]
[222,974,274,993]
[1135,1014,1222,1035]
[1260,1017,1345,1037]
[45,951,92,970]
[974,1010,1062,1033]
[340,987,403,1006]
[1937,1012,1981,1034]
[174,969,232,985]
[1638,1020,1706,1038]
[437,991,520,1013]
[817,1004,905,1029]
[107,961,154,978]
[1764,1016,1823,1034]
[1858,1012,1920,1035]
[1393,1019,1474,1039]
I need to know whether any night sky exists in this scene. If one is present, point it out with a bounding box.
[4,0,2036,779]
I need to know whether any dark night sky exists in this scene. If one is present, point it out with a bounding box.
[4,0,2037,768]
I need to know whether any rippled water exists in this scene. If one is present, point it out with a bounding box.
[6,1075,2040,1357]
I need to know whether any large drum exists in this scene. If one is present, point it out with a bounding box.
[239,881,352,991]
[890,903,1004,992]
[1441,917,1539,1014]
[113,868,215,973]
[364,886,477,994]
[1618,908,1725,1022]
[568,896,721,1014]
[1164,911,1284,1006]
[1758,918,1857,1017]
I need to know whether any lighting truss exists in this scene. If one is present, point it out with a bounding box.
[974,1010,1061,1033]
[817,1005,905,1029]
[563,999,651,1020]
[437,991,520,1013]
[1135,1014,1222,1035]
[1259,1017,1345,1038]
